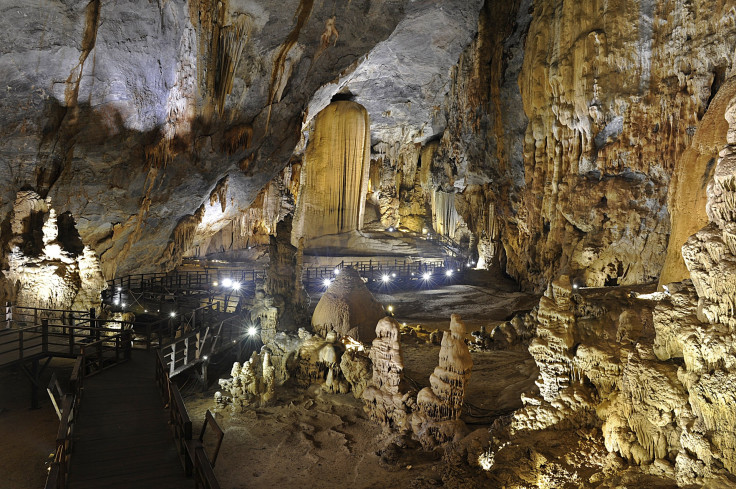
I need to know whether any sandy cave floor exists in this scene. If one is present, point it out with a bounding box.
[181,271,542,489]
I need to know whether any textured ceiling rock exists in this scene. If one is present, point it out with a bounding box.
[306,0,484,147]
[2,0,483,281]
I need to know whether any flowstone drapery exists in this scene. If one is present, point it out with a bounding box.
[292,100,371,245]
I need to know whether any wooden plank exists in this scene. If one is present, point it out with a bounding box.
[68,350,192,489]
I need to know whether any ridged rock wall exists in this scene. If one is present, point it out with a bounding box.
[434,0,736,291]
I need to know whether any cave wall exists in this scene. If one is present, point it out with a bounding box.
[0,0,412,298]
[435,0,736,291]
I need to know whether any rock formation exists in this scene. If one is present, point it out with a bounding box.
[217,350,276,411]
[3,191,106,310]
[292,101,371,245]
[412,314,473,446]
[362,317,414,434]
[311,267,385,342]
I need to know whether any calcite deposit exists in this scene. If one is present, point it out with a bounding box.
[412,314,473,446]
[292,101,371,245]
[217,350,276,410]
[3,191,105,310]
[362,317,414,433]
[311,267,385,342]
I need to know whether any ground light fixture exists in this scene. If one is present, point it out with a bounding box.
[445,269,453,277]
[169,311,176,317]
[247,326,258,336]
[422,272,431,281]
[382,274,390,283]
[323,278,332,287]
[231,281,241,291]
[222,278,232,287]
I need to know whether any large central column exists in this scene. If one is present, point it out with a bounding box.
[292,100,371,245]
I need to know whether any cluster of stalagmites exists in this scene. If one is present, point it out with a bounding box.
[470,312,535,351]
[496,269,736,483]
[216,313,474,448]
[216,349,276,410]
[2,191,106,310]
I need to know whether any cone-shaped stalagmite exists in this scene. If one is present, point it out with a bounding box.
[292,101,371,245]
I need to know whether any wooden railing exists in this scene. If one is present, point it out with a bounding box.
[161,313,244,377]
[0,319,134,370]
[155,351,222,489]
[44,356,84,489]
[105,257,461,303]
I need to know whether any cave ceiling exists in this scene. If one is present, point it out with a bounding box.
[0,0,483,277]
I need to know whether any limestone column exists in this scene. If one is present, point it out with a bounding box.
[292,101,371,245]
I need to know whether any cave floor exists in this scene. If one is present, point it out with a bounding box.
[182,267,542,489]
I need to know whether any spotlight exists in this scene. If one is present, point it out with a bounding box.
[144,309,148,313]
[422,228,428,234]
[213,281,218,286]
[572,283,579,290]
[323,278,332,287]
[247,326,258,336]
[334,268,340,275]
[116,287,122,292]
[121,302,126,308]
[203,355,209,360]
[391,273,396,278]
[169,312,176,318]
[231,281,241,291]
[422,272,431,281]
[222,278,232,287]
[445,270,453,277]
[114,299,120,306]
[387,227,395,232]
[387,305,394,313]
[382,274,390,283]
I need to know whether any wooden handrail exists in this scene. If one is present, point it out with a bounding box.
[160,360,222,487]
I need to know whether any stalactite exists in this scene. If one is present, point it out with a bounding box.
[222,123,253,155]
[265,0,315,131]
[292,101,371,244]
[215,15,252,116]
[209,175,229,213]
[432,189,459,237]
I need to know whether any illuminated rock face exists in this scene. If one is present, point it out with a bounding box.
[292,101,371,245]
[433,0,736,291]
[3,191,105,310]
[311,267,384,342]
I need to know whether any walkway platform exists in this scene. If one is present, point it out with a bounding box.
[68,350,192,489]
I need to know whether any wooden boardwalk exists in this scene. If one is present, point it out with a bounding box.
[68,350,193,489]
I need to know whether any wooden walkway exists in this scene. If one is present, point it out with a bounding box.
[68,350,193,489]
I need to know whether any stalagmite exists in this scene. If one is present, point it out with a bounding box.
[362,317,414,433]
[3,191,105,310]
[411,314,472,446]
[292,101,371,245]
[311,267,385,342]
